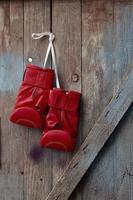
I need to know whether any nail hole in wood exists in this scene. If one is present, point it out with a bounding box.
[105,110,110,117]
[83,144,88,151]
[20,171,24,175]
[116,92,120,99]
[40,178,43,181]
[108,13,112,16]
[55,195,60,200]
[72,162,79,169]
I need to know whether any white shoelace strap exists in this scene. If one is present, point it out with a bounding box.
[32,32,60,88]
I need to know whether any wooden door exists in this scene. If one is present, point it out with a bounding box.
[0,1,132,200]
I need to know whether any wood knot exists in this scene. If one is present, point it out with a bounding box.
[72,73,79,82]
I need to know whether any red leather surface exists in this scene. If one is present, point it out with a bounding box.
[10,64,54,129]
[40,88,81,151]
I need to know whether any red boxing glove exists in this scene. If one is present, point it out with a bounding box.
[40,88,81,152]
[10,64,54,129]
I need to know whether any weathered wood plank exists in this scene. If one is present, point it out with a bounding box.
[81,1,115,199]
[113,106,133,199]
[52,1,82,200]
[0,1,24,200]
[111,1,133,199]
[82,0,114,141]
[80,1,133,199]
[52,2,81,200]
[0,1,132,200]
[23,1,52,200]
[46,70,133,200]
[78,104,133,200]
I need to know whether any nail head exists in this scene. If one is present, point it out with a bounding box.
[28,57,32,63]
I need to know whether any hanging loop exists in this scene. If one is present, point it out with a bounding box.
[32,32,60,88]
[32,32,55,41]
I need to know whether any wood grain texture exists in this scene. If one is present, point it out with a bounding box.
[110,1,133,199]
[23,1,52,200]
[79,1,133,200]
[45,70,133,200]
[80,1,115,199]
[77,104,133,200]
[82,0,114,141]
[52,0,81,185]
[113,106,133,200]
[0,1,24,200]
[52,1,82,200]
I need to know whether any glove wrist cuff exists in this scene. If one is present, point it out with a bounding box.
[49,88,81,112]
[23,64,54,89]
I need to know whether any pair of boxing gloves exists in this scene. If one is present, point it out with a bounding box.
[10,64,81,152]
